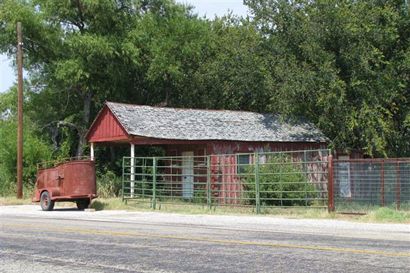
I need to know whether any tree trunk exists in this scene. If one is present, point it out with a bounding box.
[165,73,171,106]
[76,91,92,157]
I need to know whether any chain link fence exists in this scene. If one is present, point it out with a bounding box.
[122,149,330,213]
[333,159,410,212]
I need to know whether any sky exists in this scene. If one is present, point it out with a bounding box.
[0,0,249,93]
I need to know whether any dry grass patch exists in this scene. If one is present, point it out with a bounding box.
[90,198,410,223]
[2,196,408,223]
[0,197,33,206]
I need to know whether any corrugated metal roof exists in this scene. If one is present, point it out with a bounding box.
[106,102,328,142]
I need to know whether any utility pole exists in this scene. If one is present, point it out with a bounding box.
[16,22,23,199]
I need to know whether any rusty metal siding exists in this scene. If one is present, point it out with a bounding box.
[87,107,128,143]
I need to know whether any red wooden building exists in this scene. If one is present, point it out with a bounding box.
[86,102,329,201]
[87,101,328,157]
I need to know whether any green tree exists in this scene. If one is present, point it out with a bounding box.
[0,0,218,156]
[191,16,272,111]
[245,0,410,157]
[122,0,214,107]
[1,0,145,156]
[0,88,52,195]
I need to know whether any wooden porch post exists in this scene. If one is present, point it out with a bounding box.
[90,142,95,161]
[130,143,135,197]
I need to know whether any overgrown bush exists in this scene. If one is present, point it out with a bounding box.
[243,155,317,206]
[96,169,122,198]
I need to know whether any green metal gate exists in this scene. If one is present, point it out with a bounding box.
[122,149,331,213]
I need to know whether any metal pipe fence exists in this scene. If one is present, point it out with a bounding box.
[334,159,410,212]
[122,149,331,213]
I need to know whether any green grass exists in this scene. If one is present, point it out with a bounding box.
[362,207,410,223]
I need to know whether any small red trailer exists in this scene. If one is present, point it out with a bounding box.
[32,158,97,211]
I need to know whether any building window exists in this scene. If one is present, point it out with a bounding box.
[237,154,250,174]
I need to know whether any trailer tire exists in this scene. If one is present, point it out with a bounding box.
[40,191,55,211]
[76,199,90,210]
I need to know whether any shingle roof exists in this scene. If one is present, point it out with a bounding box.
[106,102,328,142]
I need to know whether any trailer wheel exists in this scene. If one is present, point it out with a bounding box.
[76,199,90,210]
[40,191,55,211]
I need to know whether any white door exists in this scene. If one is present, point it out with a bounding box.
[182,151,194,199]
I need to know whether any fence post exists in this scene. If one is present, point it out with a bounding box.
[206,156,211,210]
[255,152,261,214]
[279,158,283,207]
[381,160,385,207]
[152,157,157,210]
[327,155,335,212]
[396,162,401,210]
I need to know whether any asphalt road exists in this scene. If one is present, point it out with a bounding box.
[0,205,409,273]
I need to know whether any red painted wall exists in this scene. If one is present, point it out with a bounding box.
[207,141,326,155]
[87,107,128,143]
